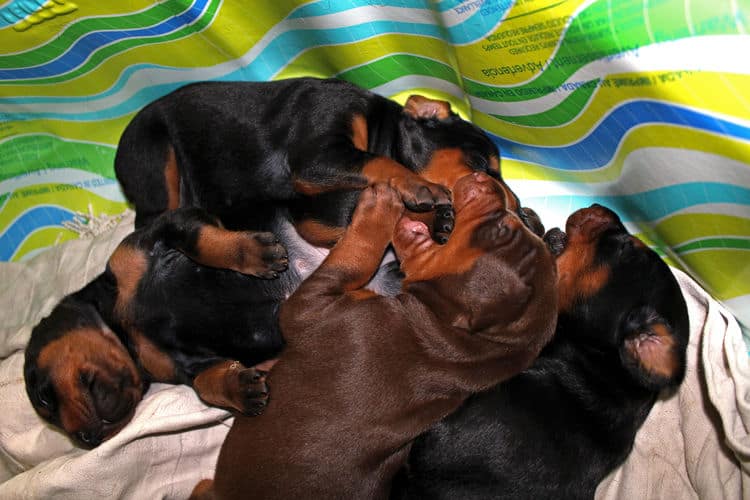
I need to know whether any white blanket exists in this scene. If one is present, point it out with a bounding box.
[0,213,747,499]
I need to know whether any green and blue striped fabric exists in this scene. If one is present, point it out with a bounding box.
[1,0,748,346]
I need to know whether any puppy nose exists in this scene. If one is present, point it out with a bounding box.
[566,204,620,238]
[77,430,101,447]
[472,171,492,183]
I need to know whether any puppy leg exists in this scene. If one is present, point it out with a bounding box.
[192,359,277,415]
[287,183,404,302]
[361,158,452,212]
[292,140,451,213]
[133,207,288,278]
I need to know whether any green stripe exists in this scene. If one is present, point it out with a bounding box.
[0,0,194,69]
[0,135,116,183]
[337,54,460,89]
[491,80,597,126]
[1,0,221,86]
[463,0,743,102]
[676,237,750,254]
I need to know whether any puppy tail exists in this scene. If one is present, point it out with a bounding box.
[115,104,179,229]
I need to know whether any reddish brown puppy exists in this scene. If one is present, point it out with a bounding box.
[192,172,558,500]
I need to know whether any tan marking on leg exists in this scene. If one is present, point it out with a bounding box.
[351,114,368,151]
[164,146,180,210]
[292,177,328,196]
[192,360,242,409]
[194,225,247,270]
[129,329,177,382]
[361,157,418,183]
[295,219,345,248]
[192,360,270,414]
[109,244,149,320]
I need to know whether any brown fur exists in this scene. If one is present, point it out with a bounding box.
[109,243,148,320]
[129,330,178,382]
[194,173,557,499]
[164,146,180,210]
[36,327,142,443]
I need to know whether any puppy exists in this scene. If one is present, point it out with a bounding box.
[391,203,690,500]
[192,172,558,500]
[26,77,532,447]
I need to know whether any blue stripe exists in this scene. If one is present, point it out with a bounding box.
[521,182,750,223]
[1,19,449,121]
[0,206,74,260]
[289,0,511,43]
[444,0,511,44]
[0,0,502,97]
[493,100,750,170]
[290,0,464,18]
[0,0,208,81]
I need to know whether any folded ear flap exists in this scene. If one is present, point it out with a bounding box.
[519,206,545,237]
[404,95,452,120]
[619,306,686,391]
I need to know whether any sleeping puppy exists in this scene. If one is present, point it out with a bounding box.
[25,78,515,447]
[391,203,690,500]
[24,204,410,447]
[190,172,558,500]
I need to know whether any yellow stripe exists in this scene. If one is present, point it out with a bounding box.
[0,0,154,52]
[0,1,289,98]
[455,0,588,83]
[654,213,750,246]
[4,117,132,146]
[680,249,750,300]
[476,72,750,146]
[0,184,128,231]
[497,124,750,183]
[275,34,457,80]
[11,226,78,261]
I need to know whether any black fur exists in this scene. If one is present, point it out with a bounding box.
[392,205,690,500]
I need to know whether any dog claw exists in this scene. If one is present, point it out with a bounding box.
[235,367,270,415]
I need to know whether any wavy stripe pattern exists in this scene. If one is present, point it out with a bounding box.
[0,0,749,346]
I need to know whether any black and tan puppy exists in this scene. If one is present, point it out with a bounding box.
[391,204,690,500]
[24,208,287,446]
[191,172,558,500]
[25,77,517,447]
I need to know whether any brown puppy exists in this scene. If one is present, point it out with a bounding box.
[192,172,558,500]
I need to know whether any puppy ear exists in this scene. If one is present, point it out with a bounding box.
[404,95,452,120]
[619,306,685,391]
[519,206,545,237]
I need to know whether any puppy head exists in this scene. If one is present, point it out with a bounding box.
[396,172,557,344]
[398,95,500,177]
[545,204,690,390]
[25,303,143,448]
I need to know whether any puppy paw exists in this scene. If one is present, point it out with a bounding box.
[390,176,451,212]
[432,203,454,243]
[354,183,405,231]
[235,232,289,279]
[235,367,270,416]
